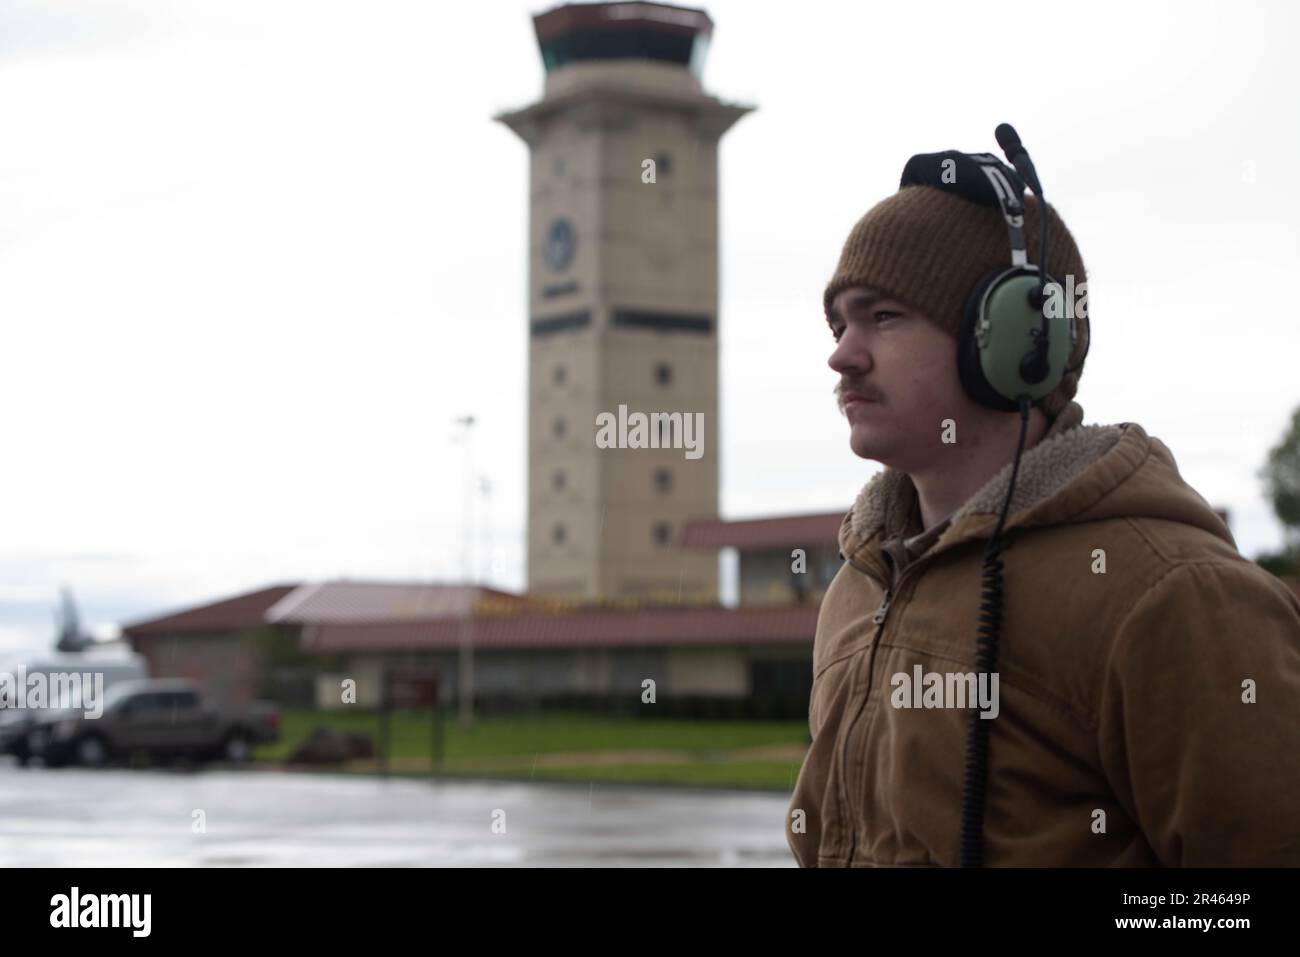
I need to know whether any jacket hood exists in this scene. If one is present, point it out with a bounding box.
[838,401,1236,569]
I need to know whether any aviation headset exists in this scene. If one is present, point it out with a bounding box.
[898,124,1091,867]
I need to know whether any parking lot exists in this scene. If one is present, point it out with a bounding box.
[0,763,794,867]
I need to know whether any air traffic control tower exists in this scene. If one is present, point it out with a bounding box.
[497,2,751,602]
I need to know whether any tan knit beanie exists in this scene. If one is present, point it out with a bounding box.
[823,185,1089,419]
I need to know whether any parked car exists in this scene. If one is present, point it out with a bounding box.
[0,709,40,765]
[0,650,148,766]
[23,679,279,768]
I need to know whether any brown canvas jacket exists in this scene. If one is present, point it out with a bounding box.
[787,401,1300,866]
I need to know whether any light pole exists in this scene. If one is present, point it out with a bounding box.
[478,475,493,584]
[453,415,476,729]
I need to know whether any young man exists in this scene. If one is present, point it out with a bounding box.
[787,171,1300,867]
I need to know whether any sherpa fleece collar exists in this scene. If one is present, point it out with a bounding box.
[841,401,1127,560]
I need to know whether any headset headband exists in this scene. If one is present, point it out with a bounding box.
[898,149,1032,271]
[969,153,1029,268]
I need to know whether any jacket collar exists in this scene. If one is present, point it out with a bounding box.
[839,401,1128,572]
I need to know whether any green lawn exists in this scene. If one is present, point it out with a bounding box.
[255,708,810,791]
[518,761,801,790]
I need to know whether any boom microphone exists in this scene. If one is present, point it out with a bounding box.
[995,123,1043,198]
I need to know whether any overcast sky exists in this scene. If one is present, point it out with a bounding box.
[2,0,1297,661]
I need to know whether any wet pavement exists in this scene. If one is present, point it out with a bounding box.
[0,763,795,866]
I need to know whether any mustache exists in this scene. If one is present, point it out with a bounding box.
[835,381,884,404]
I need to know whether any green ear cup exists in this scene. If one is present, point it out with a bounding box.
[975,271,1076,402]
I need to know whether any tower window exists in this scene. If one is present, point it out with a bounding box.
[553,416,567,438]
[554,469,567,492]
[553,523,567,545]
[654,362,672,386]
[554,364,567,386]
[652,521,672,547]
[653,468,672,493]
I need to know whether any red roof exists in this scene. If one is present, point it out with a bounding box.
[681,511,846,550]
[265,582,530,625]
[302,603,819,653]
[122,584,300,637]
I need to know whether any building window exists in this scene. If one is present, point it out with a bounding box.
[554,364,566,386]
[553,523,566,545]
[655,152,672,176]
[818,553,841,588]
[653,468,672,493]
[652,521,672,547]
[553,416,566,438]
[789,563,810,604]
[553,469,566,492]
[654,362,672,386]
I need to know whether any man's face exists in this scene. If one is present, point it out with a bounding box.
[828,285,971,473]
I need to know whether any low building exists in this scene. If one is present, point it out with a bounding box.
[294,600,818,717]
[117,510,842,718]
[681,511,844,606]
[122,584,300,708]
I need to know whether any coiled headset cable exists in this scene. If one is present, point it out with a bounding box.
[959,393,1032,867]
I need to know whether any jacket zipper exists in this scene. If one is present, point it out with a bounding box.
[836,556,926,865]
[872,592,892,624]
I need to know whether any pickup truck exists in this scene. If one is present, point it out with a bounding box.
[22,678,279,768]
